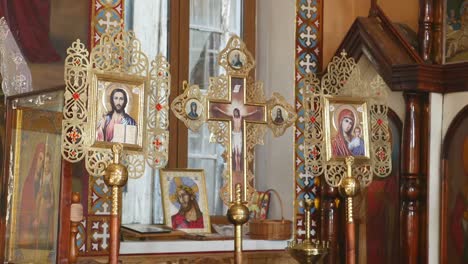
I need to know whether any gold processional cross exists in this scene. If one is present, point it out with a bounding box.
[207,76,266,201]
[171,35,296,204]
[171,35,297,262]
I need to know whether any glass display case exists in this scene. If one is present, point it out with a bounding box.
[0,88,72,263]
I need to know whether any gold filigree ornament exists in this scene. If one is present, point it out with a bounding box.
[170,81,207,132]
[61,31,170,178]
[218,35,255,76]
[267,93,298,137]
[302,50,391,188]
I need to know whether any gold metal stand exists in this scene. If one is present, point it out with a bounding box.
[103,145,128,264]
[227,184,250,263]
[287,198,329,264]
[338,156,360,264]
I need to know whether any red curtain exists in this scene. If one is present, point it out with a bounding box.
[0,0,60,63]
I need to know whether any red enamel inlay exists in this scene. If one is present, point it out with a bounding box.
[153,139,162,148]
[310,147,319,159]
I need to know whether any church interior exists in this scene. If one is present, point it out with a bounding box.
[0,0,467,263]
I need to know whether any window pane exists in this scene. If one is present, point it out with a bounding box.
[122,0,170,225]
[188,0,243,215]
[125,0,169,59]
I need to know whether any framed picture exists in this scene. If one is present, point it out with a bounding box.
[271,105,288,125]
[444,0,468,63]
[228,49,246,70]
[160,169,211,234]
[2,89,68,263]
[324,96,370,161]
[185,98,203,120]
[90,73,146,150]
[249,191,271,220]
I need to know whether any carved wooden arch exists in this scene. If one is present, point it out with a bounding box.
[335,6,468,94]
[440,104,468,264]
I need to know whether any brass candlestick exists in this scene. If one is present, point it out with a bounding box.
[227,184,249,263]
[287,198,329,264]
[338,156,360,264]
[103,144,128,264]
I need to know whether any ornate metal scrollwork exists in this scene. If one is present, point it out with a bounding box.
[303,50,392,188]
[62,31,170,178]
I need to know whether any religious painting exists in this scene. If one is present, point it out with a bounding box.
[444,0,468,63]
[249,191,271,220]
[209,76,265,181]
[228,49,246,70]
[271,105,288,125]
[185,98,203,120]
[323,97,370,161]
[160,169,211,234]
[355,111,401,263]
[91,74,146,150]
[6,107,62,263]
[443,108,468,264]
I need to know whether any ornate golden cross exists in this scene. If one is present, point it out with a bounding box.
[208,76,266,201]
[171,35,296,204]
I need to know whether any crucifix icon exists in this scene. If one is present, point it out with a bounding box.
[170,35,297,262]
[171,35,297,205]
[208,76,266,201]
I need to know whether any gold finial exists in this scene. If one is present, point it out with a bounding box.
[339,156,360,199]
[104,143,128,189]
[182,80,188,91]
